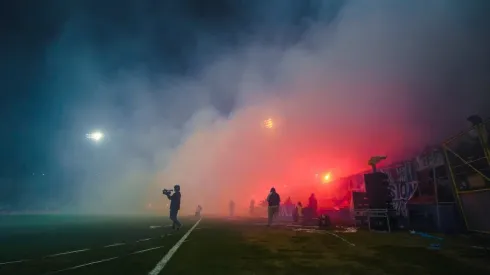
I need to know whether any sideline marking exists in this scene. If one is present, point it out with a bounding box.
[326,232,356,246]
[46,257,118,274]
[131,246,165,254]
[148,218,202,275]
[46,249,90,258]
[137,238,152,242]
[1,222,178,266]
[104,243,125,248]
[0,259,29,265]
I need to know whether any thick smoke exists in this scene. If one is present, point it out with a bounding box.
[48,1,490,214]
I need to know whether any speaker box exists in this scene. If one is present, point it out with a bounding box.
[364,172,392,209]
[369,216,391,231]
[352,191,369,210]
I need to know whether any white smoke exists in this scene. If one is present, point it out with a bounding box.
[46,0,489,214]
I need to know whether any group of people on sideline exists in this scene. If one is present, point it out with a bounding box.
[236,188,319,226]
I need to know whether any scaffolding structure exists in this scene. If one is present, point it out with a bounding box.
[443,119,490,233]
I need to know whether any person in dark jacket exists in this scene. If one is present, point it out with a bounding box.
[267,187,281,226]
[165,185,182,230]
[308,193,318,217]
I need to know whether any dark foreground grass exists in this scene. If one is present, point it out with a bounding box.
[165,219,490,275]
[1,216,489,275]
[0,214,197,275]
[0,214,186,261]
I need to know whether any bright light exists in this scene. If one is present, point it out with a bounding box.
[86,131,104,142]
[263,118,273,129]
[322,172,332,184]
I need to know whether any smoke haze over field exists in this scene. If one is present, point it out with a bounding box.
[2,0,489,214]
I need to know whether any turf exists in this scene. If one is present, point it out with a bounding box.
[1,215,489,275]
[0,214,194,275]
[165,220,490,275]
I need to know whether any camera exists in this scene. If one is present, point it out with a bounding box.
[162,189,173,196]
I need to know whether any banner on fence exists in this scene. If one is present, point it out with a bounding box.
[279,204,295,217]
[415,150,445,171]
[378,162,417,216]
[388,181,419,216]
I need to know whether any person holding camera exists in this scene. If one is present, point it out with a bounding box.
[164,185,182,230]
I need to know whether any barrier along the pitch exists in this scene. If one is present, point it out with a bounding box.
[443,119,490,234]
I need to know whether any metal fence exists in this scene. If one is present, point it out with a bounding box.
[443,119,490,233]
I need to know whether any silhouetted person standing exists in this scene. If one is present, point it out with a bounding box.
[308,193,318,217]
[293,201,303,222]
[267,188,281,226]
[195,205,202,218]
[166,185,182,230]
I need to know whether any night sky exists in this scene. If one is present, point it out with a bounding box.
[0,0,342,175]
[1,0,489,211]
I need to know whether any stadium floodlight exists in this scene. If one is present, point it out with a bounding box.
[263,118,274,129]
[86,131,104,142]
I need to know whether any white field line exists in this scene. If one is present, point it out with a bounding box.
[148,218,202,275]
[2,223,172,267]
[104,243,125,248]
[136,238,152,242]
[0,259,29,265]
[131,246,165,254]
[47,257,119,274]
[46,248,90,258]
[46,246,164,274]
[326,232,356,246]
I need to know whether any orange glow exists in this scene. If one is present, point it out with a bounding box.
[263,118,273,129]
[153,81,420,215]
[322,173,331,183]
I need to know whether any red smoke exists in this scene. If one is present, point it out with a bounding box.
[154,80,425,215]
